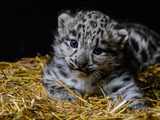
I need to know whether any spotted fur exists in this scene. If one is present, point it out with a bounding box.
[43,10,160,109]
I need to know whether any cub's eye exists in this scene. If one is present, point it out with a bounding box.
[93,48,105,55]
[70,39,78,48]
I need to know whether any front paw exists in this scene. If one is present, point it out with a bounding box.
[52,92,76,101]
[47,86,76,101]
[128,101,145,110]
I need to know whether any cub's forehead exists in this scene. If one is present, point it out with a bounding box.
[74,11,110,28]
[77,11,109,20]
[69,11,110,39]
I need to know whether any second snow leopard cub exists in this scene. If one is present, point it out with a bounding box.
[43,10,160,109]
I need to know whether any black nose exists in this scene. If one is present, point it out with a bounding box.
[75,59,88,68]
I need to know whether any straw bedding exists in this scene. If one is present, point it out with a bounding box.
[0,56,160,120]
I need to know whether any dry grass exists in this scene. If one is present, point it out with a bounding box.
[0,55,160,120]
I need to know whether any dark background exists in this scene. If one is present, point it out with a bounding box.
[1,0,160,61]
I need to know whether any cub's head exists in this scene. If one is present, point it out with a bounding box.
[54,10,129,74]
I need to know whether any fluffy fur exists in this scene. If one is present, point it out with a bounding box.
[43,10,160,109]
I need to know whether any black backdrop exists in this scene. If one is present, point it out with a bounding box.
[1,0,160,61]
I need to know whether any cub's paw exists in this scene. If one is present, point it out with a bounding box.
[48,86,76,101]
[128,101,145,110]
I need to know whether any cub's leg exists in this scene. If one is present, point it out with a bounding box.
[42,62,76,101]
[102,71,145,109]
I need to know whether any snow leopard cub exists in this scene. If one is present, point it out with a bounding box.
[43,10,160,109]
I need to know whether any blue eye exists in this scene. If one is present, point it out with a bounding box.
[70,39,78,48]
[93,48,104,55]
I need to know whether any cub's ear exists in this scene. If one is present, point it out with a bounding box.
[117,29,129,43]
[111,24,129,49]
[58,12,73,33]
